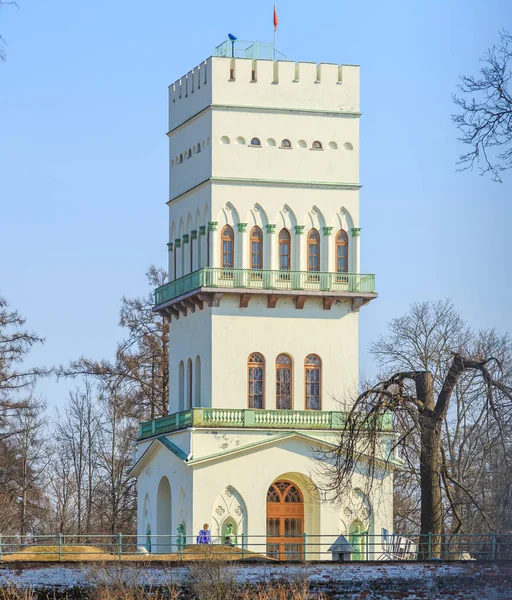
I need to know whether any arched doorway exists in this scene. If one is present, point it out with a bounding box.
[266,480,304,560]
[156,476,172,553]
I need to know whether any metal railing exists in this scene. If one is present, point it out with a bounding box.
[214,40,287,61]
[154,268,376,307]
[0,533,510,562]
[137,409,393,440]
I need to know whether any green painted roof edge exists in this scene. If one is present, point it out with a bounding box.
[157,436,189,462]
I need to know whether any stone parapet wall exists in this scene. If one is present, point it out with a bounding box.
[1,562,511,599]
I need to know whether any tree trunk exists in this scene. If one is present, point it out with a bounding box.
[415,371,444,558]
[418,415,443,558]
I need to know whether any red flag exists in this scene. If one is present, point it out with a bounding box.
[273,5,279,31]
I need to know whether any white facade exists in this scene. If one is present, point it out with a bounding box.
[132,51,393,559]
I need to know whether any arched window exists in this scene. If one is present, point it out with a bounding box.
[336,229,349,277]
[197,232,202,270]
[285,485,303,502]
[276,354,292,410]
[188,149,192,158]
[281,139,291,148]
[248,353,264,409]
[266,480,304,560]
[250,137,261,146]
[307,229,320,274]
[179,154,183,164]
[207,227,210,267]
[197,143,201,153]
[279,229,291,272]
[305,354,321,410]
[221,225,234,269]
[195,356,201,407]
[250,226,263,271]
[312,140,322,149]
[187,359,192,409]
[179,361,185,411]
[173,245,177,280]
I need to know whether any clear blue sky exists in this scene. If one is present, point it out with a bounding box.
[1,0,511,409]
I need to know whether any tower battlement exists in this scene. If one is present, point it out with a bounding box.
[168,57,360,131]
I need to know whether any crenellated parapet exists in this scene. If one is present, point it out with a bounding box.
[168,57,360,131]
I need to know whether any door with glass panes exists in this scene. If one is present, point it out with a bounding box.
[266,480,304,560]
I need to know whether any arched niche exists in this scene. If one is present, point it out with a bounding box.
[211,485,247,542]
[156,476,172,554]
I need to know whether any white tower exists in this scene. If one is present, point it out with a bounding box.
[131,41,393,559]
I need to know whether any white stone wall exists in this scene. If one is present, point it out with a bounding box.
[211,111,359,184]
[168,307,212,414]
[134,429,394,559]
[136,442,193,552]
[168,58,359,132]
[168,295,358,413]
[169,112,212,200]
[210,295,358,412]
[167,186,360,280]
[210,185,359,273]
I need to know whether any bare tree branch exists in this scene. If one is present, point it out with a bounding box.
[453,30,512,182]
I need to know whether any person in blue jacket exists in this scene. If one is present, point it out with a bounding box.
[196,523,212,544]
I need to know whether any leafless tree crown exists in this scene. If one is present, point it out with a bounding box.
[453,30,512,182]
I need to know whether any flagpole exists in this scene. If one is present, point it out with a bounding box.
[273,4,277,61]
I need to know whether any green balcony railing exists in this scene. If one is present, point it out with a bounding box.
[138,408,393,440]
[154,268,376,307]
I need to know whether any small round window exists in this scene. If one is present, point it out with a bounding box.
[250,137,261,146]
[312,141,322,149]
[281,139,291,148]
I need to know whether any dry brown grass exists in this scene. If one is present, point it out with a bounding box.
[3,546,113,562]
[0,581,37,600]
[84,564,181,600]
[240,581,327,600]
[3,543,273,563]
[188,551,324,600]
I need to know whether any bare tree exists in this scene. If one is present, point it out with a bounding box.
[55,380,100,534]
[95,378,137,535]
[46,446,78,534]
[320,300,512,558]
[9,396,49,536]
[0,294,49,438]
[453,30,512,182]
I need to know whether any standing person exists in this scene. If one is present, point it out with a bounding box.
[196,523,212,544]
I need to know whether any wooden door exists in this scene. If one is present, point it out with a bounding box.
[266,480,304,560]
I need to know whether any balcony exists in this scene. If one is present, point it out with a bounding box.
[153,267,377,317]
[138,408,393,440]
[214,39,287,61]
